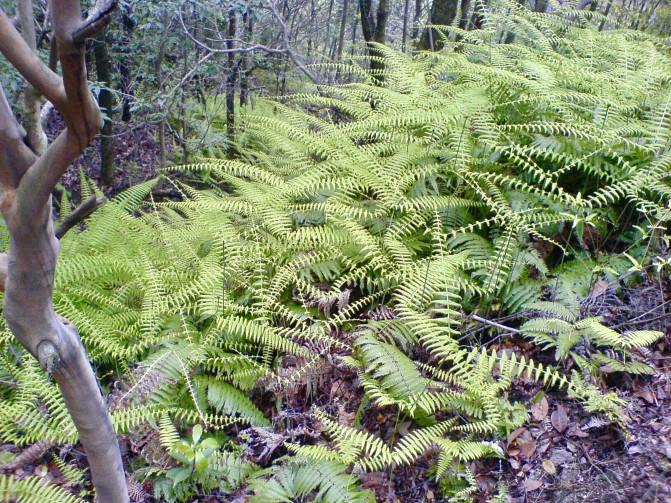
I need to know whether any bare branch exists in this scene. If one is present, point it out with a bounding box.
[177,4,322,84]
[177,9,286,55]
[269,1,322,84]
[55,195,107,239]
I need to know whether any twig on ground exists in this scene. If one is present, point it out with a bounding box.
[471,314,521,334]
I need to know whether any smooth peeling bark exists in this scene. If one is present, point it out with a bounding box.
[2,207,127,502]
[0,1,128,501]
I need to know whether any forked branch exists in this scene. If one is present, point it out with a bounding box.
[0,1,127,501]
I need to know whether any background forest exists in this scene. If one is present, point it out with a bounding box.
[0,0,670,502]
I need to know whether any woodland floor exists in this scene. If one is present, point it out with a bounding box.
[3,124,670,502]
[46,115,165,197]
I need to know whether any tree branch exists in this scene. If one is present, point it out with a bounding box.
[72,0,117,43]
[0,9,67,111]
[55,195,107,239]
[178,4,322,84]
[14,0,104,217]
[269,1,322,84]
[0,84,36,189]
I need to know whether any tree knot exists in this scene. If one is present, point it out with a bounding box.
[37,340,60,374]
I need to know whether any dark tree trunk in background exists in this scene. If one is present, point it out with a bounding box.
[375,0,389,43]
[419,0,460,50]
[156,9,169,170]
[336,0,350,60]
[459,0,472,29]
[350,1,358,56]
[307,0,316,56]
[119,4,135,122]
[503,0,525,43]
[534,0,549,12]
[324,0,335,54]
[94,29,114,186]
[226,8,237,153]
[180,42,188,164]
[240,9,253,107]
[359,0,376,43]
[599,0,612,30]
[403,0,411,50]
[412,0,423,39]
[359,0,389,81]
[470,0,488,30]
[48,37,58,71]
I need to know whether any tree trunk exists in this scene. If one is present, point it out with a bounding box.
[240,9,253,107]
[412,0,423,39]
[307,0,316,57]
[94,28,114,186]
[336,0,350,60]
[359,0,388,80]
[458,0,472,29]
[359,0,376,43]
[599,0,612,30]
[470,0,488,31]
[375,0,389,43]
[350,1,358,57]
[323,0,335,54]
[534,0,549,13]
[0,2,128,500]
[3,207,127,503]
[419,0,460,50]
[155,9,169,169]
[119,4,135,122]
[17,0,47,154]
[403,0,411,51]
[226,8,237,154]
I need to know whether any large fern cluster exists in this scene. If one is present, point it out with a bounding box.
[0,3,668,501]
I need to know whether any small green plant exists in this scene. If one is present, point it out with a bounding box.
[165,424,220,487]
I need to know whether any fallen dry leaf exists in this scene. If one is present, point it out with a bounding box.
[634,387,656,404]
[567,425,589,438]
[517,437,537,458]
[551,404,569,433]
[524,478,543,492]
[531,396,549,421]
[589,279,610,298]
[507,427,528,446]
[542,459,557,475]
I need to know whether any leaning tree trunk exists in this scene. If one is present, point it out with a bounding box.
[0,2,128,502]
